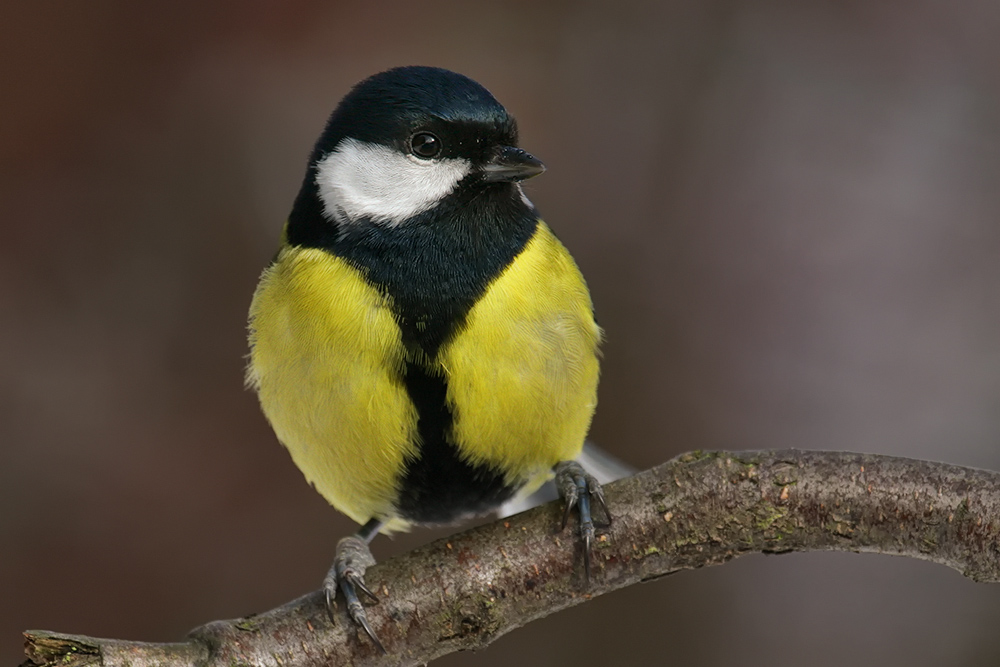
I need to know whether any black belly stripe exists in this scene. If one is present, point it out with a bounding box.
[393,361,515,524]
[287,178,540,523]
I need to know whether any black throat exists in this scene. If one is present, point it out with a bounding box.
[286,179,539,523]
[287,177,538,356]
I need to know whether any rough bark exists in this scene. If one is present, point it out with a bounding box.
[22,450,1000,667]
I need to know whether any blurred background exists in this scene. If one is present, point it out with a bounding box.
[3,1,1000,665]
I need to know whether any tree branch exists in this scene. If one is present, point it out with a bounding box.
[23,450,1000,667]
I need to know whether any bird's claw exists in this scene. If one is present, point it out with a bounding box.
[324,535,386,654]
[554,460,611,583]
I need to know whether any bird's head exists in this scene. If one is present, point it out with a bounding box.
[296,66,544,230]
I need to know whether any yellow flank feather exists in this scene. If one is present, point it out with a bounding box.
[441,220,602,491]
[247,246,419,526]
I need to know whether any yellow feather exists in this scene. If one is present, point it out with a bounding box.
[441,221,602,490]
[248,246,418,527]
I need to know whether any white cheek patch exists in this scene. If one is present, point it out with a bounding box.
[315,138,472,226]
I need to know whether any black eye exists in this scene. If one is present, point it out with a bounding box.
[410,132,441,159]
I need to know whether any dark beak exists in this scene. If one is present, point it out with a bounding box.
[480,146,546,182]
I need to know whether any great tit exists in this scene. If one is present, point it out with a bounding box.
[247,66,608,652]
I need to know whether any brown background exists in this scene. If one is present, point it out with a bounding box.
[3,2,1000,665]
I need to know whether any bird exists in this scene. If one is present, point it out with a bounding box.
[246,65,609,652]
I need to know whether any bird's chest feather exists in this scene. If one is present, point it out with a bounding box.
[247,247,419,525]
[437,222,602,480]
[248,221,600,525]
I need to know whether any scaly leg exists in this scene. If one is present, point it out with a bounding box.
[323,518,386,653]
[554,460,611,583]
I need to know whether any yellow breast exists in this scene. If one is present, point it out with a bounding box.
[247,247,419,526]
[246,220,601,527]
[440,222,602,490]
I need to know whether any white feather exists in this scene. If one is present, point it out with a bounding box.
[516,184,535,209]
[315,138,471,226]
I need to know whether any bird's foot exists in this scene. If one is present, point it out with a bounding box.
[323,530,385,654]
[554,460,612,583]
